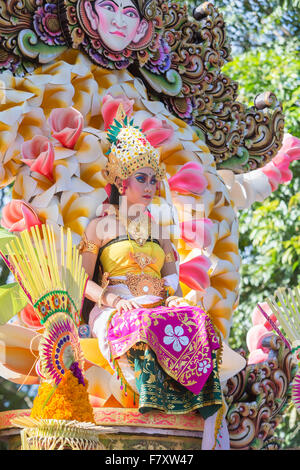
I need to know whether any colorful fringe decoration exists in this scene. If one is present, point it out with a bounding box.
[0,224,88,327]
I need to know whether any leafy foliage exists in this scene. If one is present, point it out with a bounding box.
[219,3,300,449]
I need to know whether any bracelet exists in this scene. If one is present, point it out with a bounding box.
[97,286,108,308]
[165,296,181,307]
[165,296,193,307]
[111,296,122,308]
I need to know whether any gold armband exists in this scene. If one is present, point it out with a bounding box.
[165,251,176,263]
[78,233,98,255]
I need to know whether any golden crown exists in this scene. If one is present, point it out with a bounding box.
[103,105,166,184]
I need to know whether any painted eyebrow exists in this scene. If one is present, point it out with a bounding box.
[135,172,156,177]
[98,0,138,9]
[97,0,118,7]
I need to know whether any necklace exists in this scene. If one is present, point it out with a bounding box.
[118,208,151,247]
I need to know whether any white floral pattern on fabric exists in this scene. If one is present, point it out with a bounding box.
[163,324,189,352]
[198,359,211,374]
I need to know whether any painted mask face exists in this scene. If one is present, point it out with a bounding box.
[85,0,148,52]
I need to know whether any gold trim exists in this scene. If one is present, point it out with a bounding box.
[109,273,166,299]
[78,233,98,255]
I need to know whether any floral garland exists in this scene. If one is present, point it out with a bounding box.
[31,371,95,423]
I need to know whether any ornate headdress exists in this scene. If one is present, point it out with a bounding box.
[103,104,166,184]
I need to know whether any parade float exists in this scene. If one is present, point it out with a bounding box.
[0,0,299,450]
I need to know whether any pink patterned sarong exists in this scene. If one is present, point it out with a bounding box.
[107,305,220,395]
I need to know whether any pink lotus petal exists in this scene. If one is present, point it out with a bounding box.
[180,218,213,249]
[179,255,211,290]
[263,133,300,191]
[49,107,84,149]
[248,349,269,364]
[141,118,174,147]
[247,324,266,351]
[251,302,279,332]
[279,134,300,154]
[169,162,208,195]
[141,117,162,132]
[287,147,300,161]
[21,135,54,181]
[102,94,134,130]
[252,302,270,325]
[1,199,42,232]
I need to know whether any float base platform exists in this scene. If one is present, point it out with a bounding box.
[0,408,204,450]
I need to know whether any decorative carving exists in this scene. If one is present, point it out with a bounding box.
[224,334,297,450]
[0,0,285,172]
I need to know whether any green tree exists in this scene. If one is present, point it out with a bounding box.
[221,27,300,450]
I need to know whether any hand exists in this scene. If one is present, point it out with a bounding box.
[115,298,140,312]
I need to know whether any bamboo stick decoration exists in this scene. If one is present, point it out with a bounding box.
[265,286,300,345]
[0,224,88,327]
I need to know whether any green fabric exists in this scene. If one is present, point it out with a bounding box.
[0,282,27,325]
[126,342,222,419]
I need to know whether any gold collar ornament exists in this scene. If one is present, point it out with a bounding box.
[117,207,152,247]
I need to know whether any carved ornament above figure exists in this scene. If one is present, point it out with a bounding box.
[0,0,285,173]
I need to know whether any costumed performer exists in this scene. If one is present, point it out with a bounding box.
[79,104,241,450]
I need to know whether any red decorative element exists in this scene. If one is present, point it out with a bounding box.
[101,94,134,130]
[179,255,211,290]
[49,107,84,149]
[1,199,42,232]
[168,162,207,195]
[20,303,41,330]
[21,135,55,181]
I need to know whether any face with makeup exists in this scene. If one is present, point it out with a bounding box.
[85,0,149,52]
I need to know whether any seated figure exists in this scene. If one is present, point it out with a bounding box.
[79,104,244,449]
